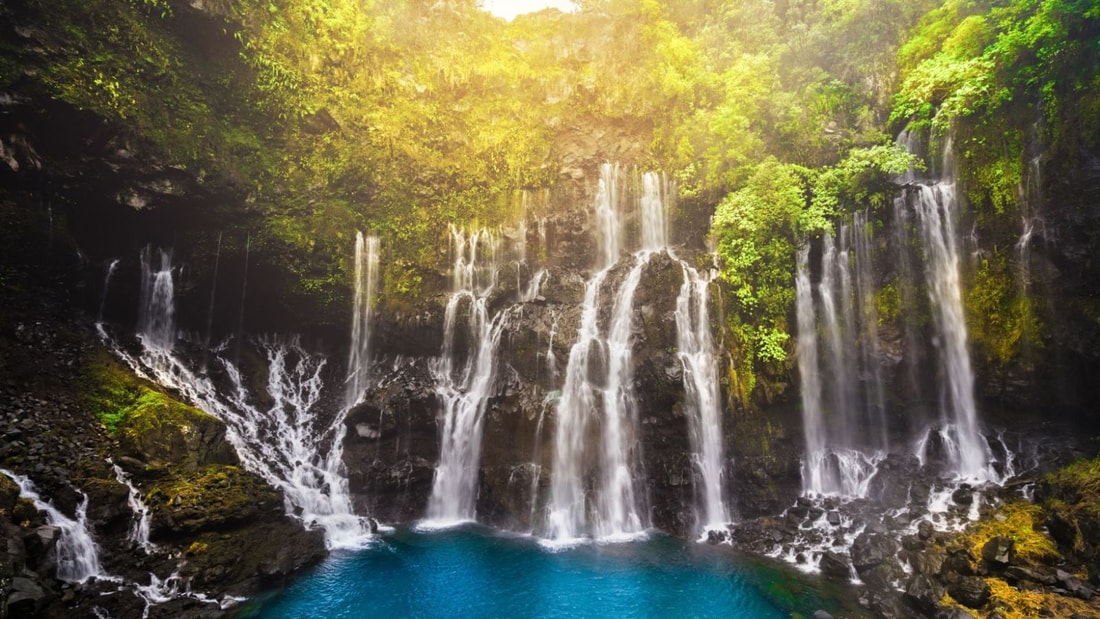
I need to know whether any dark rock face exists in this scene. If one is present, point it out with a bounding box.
[945,575,991,609]
[337,174,805,537]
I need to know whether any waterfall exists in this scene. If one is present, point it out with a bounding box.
[110,463,156,553]
[795,219,889,497]
[675,260,729,531]
[121,251,370,547]
[595,252,648,539]
[906,182,989,479]
[1016,155,1045,289]
[424,227,506,525]
[546,267,610,541]
[595,162,624,266]
[546,310,561,381]
[520,269,547,303]
[345,232,380,409]
[638,171,668,250]
[546,165,661,543]
[138,247,176,350]
[97,259,119,324]
[796,247,829,494]
[2,470,105,583]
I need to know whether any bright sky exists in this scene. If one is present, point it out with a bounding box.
[480,0,579,21]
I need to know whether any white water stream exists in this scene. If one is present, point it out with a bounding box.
[110,248,372,549]
[424,227,507,525]
[345,231,380,410]
[2,470,105,583]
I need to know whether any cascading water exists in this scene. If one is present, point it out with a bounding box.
[674,259,730,531]
[138,246,176,350]
[906,181,989,480]
[595,251,648,539]
[97,259,119,324]
[110,462,155,553]
[545,266,610,542]
[110,248,370,548]
[795,220,889,497]
[424,227,506,525]
[345,232,380,410]
[2,470,105,583]
[548,166,693,542]
[547,164,633,542]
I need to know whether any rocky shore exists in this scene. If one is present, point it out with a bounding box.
[0,266,325,618]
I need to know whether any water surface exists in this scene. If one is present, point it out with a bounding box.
[244,525,843,618]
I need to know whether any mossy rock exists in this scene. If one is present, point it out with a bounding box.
[177,518,326,596]
[115,389,238,472]
[146,465,281,536]
[82,349,237,471]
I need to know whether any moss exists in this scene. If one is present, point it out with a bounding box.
[985,577,1097,619]
[874,280,901,327]
[147,464,280,533]
[81,349,146,433]
[82,349,217,435]
[965,250,1043,369]
[959,501,1058,563]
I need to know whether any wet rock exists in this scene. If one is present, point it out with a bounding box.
[851,530,897,572]
[942,547,975,576]
[904,573,946,613]
[1056,568,1096,600]
[825,510,841,526]
[918,520,935,540]
[946,575,991,608]
[858,588,909,619]
[951,486,973,506]
[980,535,1016,568]
[910,545,946,578]
[812,611,833,619]
[933,609,976,619]
[7,576,49,616]
[819,550,852,580]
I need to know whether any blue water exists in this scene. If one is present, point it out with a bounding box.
[244,526,842,618]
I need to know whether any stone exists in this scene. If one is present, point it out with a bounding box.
[812,611,833,619]
[951,487,973,506]
[1005,565,1057,586]
[1056,569,1095,600]
[851,531,896,572]
[946,575,991,608]
[826,511,841,526]
[7,576,48,615]
[904,573,945,614]
[819,550,852,580]
[918,520,934,540]
[980,535,1016,568]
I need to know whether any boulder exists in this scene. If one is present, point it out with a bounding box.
[819,550,852,580]
[980,535,1016,568]
[851,531,897,573]
[904,573,946,614]
[7,576,49,616]
[946,575,991,608]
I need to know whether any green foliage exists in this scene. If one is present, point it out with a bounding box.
[709,143,918,397]
[892,0,1100,213]
[811,144,922,215]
